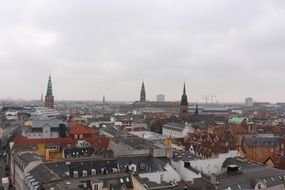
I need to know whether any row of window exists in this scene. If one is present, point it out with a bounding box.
[163,129,183,137]
[74,134,84,138]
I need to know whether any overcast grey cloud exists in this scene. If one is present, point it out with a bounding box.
[0,0,285,102]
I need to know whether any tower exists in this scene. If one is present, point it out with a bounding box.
[45,74,54,109]
[195,102,199,116]
[179,83,189,122]
[140,81,146,102]
[103,95,105,103]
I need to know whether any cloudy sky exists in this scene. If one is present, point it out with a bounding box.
[1,0,285,102]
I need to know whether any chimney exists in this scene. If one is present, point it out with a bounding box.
[210,174,216,184]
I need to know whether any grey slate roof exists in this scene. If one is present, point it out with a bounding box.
[163,122,189,132]
[41,172,133,190]
[32,118,66,128]
[243,136,280,147]
[117,156,169,174]
[15,152,42,171]
[112,137,150,150]
[217,157,285,190]
[28,164,60,185]
[45,158,118,178]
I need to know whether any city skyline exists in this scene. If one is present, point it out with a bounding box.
[1,0,285,102]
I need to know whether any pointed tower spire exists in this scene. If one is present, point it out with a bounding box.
[46,74,53,96]
[140,81,146,102]
[195,102,199,116]
[180,83,188,106]
[180,82,189,122]
[45,74,54,109]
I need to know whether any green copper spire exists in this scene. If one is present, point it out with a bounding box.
[46,74,53,96]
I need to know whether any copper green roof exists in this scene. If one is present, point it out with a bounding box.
[46,74,53,96]
[228,117,248,125]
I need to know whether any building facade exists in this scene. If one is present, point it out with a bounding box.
[22,119,67,139]
[243,136,279,164]
[162,122,194,138]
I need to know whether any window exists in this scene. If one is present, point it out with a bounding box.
[93,183,99,190]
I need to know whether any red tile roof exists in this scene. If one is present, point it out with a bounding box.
[84,137,110,149]
[13,136,110,149]
[69,120,95,135]
[13,136,75,145]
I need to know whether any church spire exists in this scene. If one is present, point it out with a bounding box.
[180,82,189,122]
[45,74,54,109]
[46,74,53,96]
[180,82,188,106]
[140,81,146,102]
[195,102,199,115]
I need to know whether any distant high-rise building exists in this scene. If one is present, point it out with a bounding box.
[156,94,165,102]
[41,93,43,102]
[195,103,199,116]
[45,74,54,109]
[103,95,105,103]
[245,97,253,107]
[180,83,189,122]
[140,81,146,102]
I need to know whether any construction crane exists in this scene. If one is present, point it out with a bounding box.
[202,96,209,105]
[210,95,216,104]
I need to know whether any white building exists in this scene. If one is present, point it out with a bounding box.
[31,107,60,119]
[162,122,194,138]
[189,150,240,176]
[22,119,66,139]
[170,159,202,182]
[129,131,166,141]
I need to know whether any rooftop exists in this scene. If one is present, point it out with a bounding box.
[15,152,42,170]
[69,120,96,135]
[32,118,66,128]
[42,172,133,190]
[163,122,190,132]
[129,131,166,141]
[244,136,280,147]
[117,156,169,174]
[217,157,285,190]
[112,137,150,151]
